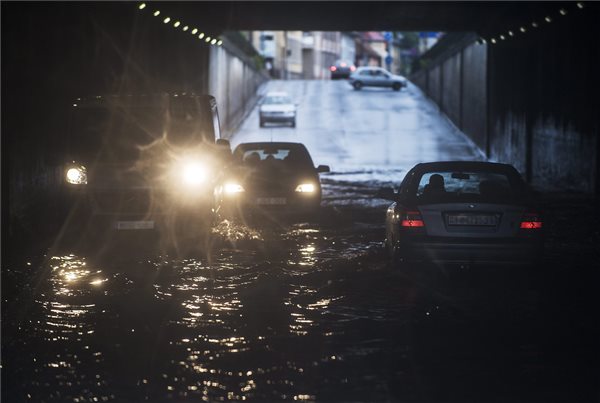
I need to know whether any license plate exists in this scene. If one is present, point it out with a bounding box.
[447,214,497,226]
[256,197,287,205]
[115,220,155,230]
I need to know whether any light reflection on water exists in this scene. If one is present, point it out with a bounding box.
[4,220,488,402]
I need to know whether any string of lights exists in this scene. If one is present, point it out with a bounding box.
[478,2,585,45]
[137,3,223,47]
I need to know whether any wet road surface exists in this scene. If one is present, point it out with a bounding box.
[3,81,599,402]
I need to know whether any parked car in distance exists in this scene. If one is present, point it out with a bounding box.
[330,60,356,79]
[377,161,543,268]
[259,92,297,128]
[215,142,330,222]
[349,66,408,91]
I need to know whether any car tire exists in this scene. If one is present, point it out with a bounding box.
[353,81,363,90]
[392,82,402,91]
[386,234,401,263]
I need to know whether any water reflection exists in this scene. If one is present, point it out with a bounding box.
[3,213,558,403]
[18,254,113,402]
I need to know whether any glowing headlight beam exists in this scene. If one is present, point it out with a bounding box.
[295,183,315,193]
[182,163,207,186]
[224,183,245,194]
[66,166,88,185]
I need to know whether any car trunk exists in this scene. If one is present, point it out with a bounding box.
[418,203,526,238]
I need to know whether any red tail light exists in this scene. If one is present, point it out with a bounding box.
[520,212,543,229]
[350,66,356,71]
[340,62,347,67]
[330,66,337,72]
[401,211,425,227]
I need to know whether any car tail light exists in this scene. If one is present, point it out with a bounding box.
[350,66,356,71]
[330,66,337,72]
[400,210,425,227]
[340,62,347,67]
[520,212,543,229]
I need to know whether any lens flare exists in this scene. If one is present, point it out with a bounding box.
[182,162,207,186]
[224,183,245,194]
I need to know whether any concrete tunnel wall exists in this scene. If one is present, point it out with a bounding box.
[208,41,268,138]
[411,8,599,194]
[1,3,267,241]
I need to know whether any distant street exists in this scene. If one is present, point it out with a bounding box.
[233,79,483,189]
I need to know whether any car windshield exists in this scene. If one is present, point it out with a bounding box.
[236,145,313,169]
[264,95,292,105]
[412,170,525,202]
[68,101,216,161]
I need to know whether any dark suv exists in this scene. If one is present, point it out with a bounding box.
[59,94,230,253]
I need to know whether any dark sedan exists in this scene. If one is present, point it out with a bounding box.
[330,60,356,79]
[378,161,543,267]
[215,142,330,221]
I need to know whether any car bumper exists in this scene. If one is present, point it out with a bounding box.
[395,239,542,266]
[218,194,320,219]
[64,187,214,229]
[259,113,295,122]
[331,71,351,79]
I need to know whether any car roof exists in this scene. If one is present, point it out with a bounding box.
[411,161,521,175]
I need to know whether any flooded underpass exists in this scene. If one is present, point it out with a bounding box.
[3,80,600,402]
[3,190,600,402]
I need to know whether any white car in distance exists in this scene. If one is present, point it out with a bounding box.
[259,92,297,128]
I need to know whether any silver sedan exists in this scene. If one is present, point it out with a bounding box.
[349,66,408,91]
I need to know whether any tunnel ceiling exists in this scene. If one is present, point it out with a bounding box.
[151,1,575,37]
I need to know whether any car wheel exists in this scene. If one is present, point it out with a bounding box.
[386,233,400,262]
[392,82,402,91]
[353,81,363,90]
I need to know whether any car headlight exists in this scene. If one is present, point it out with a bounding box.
[182,161,208,186]
[295,183,315,193]
[224,183,245,194]
[65,165,87,185]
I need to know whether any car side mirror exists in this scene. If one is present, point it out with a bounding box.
[216,138,231,149]
[376,187,396,200]
[316,165,330,173]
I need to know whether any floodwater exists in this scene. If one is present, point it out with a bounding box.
[2,81,599,402]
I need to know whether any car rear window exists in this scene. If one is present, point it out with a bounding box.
[413,170,525,202]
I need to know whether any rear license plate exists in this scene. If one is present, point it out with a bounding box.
[115,220,155,230]
[447,214,497,226]
[256,197,287,205]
